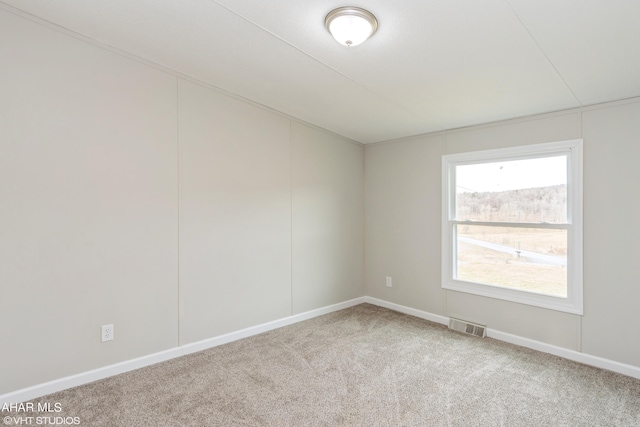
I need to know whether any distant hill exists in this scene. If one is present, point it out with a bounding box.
[456,184,567,223]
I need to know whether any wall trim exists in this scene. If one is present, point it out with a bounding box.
[364,297,449,325]
[4,295,638,405]
[0,297,366,405]
[364,297,640,380]
[486,329,640,380]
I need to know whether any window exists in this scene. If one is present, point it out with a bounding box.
[442,140,583,314]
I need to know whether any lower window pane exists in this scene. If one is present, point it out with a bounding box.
[455,225,567,297]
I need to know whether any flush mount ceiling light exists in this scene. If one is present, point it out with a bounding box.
[325,7,378,47]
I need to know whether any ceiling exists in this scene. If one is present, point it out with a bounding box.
[3,0,640,144]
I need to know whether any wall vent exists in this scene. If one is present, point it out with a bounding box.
[449,318,487,338]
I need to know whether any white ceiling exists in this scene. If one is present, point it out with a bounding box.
[3,0,640,143]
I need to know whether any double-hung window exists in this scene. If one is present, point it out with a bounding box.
[442,140,583,314]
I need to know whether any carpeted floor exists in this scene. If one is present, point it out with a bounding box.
[6,304,640,426]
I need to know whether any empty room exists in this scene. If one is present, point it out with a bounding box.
[1,1,639,425]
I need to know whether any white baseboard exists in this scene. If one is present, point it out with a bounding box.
[180,297,366,354]
[4,295,638,405]
[364,297,449,325]
[364,297,640,380]
[0,297,366,405]
[487,329,640,380]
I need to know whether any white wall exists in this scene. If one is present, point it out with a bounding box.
[581,102,640,366]
[292,122,365,314]
[0,9,364,395]
[0,10,179,394]
[365,104,640,367]
[178,80,292,344]
[365,135,445,315]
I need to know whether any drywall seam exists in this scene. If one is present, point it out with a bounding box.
[504,0,582,106]
[290,119,294,316]
[177,77,182,345]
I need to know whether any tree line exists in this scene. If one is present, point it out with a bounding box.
[456,184,567,223]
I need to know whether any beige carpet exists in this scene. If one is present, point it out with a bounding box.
[7,304,640,426]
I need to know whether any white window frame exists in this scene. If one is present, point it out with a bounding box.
[441,140,583,314]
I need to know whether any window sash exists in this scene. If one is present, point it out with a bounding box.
[441,139,583,315]
[449,220,570,229]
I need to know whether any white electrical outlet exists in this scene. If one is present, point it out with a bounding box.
[101,324,114,342]
[386,276,392,287]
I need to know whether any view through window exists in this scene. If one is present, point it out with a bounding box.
[455,156,568,297]
[442,140,583,314]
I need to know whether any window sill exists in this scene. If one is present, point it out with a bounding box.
[443,279,583,315]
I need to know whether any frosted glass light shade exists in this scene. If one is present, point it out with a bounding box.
[325,7,378,47]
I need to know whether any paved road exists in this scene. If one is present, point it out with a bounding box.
[458,236,567,266]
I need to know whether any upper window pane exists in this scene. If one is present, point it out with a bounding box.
[455,155,567,224]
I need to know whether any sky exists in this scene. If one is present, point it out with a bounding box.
[456,155,567,193]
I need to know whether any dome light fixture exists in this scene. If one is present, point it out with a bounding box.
[325,7,378,47]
